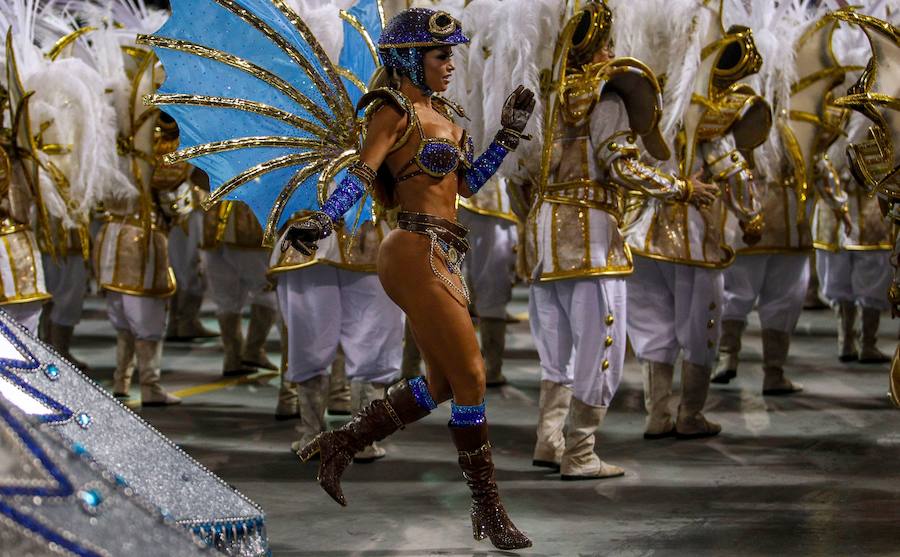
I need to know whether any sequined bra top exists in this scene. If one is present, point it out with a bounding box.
[358,88,474,184]
[394,114,472,183]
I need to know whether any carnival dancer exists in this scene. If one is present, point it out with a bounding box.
[523,0,715,473]
[713,4,855,392]
[829,7,900,406]
[273,205,401,460]
[812,13,892,365]
[143,3,535,549]
[622,0,769,438]
[199,182,279,377]
[814,116,892,364]
[93,26,190,405]
[289,10,534,548]
[0,6,123,339]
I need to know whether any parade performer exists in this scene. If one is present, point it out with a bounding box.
[713,4,855,393]
[813,10,892,365]
[270,0,402,461]
[0,6,123,338]
[92,15,190,405]
[621,0,769,438]
[830,8,900,406]
[142,2,535,549]
[523,0,711,474]
[200,186,279,377]
[814,114,892,364]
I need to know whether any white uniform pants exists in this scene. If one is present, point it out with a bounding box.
[627,257,723,368]
[202,246,276,315]
[42,254,87,327]
[105,292,167,341]
[529,277,626,407]
[168,211,206,297]
[277,264,403,385]
[458,212,517,319]
[816,250,891,311]
[722,253,809,332]
[3,301,44,334]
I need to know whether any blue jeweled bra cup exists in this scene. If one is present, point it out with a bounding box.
[420,140,462,176]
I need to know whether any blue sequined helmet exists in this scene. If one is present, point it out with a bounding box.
[378,8,469,95]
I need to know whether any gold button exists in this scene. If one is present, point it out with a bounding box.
[709,302,716,311]
[731,153,740,162]
[606,315,614,326]
[602,360,610,370]
[707,319,715,329]
[609,142,619,151]
[707,340,715,348]
[605,336,613,347]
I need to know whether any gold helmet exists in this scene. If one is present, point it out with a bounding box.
[569,1,614,67]
[704,25,763,98]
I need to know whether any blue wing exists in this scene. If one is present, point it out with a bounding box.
[339,0,384,109]
[332,0,384,226]
[140,0,366,245]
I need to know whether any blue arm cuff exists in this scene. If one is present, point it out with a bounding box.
[320,172,367,224]
[463,141,509,195]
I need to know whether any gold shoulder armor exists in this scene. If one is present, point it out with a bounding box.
[698,83,772,151]
[602,57,671,161]
[356,87,416,153]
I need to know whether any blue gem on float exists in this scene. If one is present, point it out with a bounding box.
[78,488,103,513]
[43,364,60,380]
[75,413,92,429]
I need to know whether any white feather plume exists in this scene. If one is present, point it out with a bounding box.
[611,0,712,149]
[284,0,348,62]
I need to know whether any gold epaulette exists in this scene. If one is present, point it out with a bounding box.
[357,87,417,154]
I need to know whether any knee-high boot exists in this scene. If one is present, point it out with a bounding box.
[675,362,721,439]
[177,293,219,340]
[761,329,803,395]
[711,320,745,384]
[290,375,330,453]
[218,313,251,377]
[450,421,532,550]
[480,318,508,387]
[859,307,890,364]
[836,301,859,362]
[136,339,181,406]
[112,330,136,398]
[643,361,676,439]
[328,348,351,415]
[532,380,572,469]
[48,323,90,370]
[275,323,299,420]
[297,378,431,506]
[241,304,277,370]
[560,398,624,480]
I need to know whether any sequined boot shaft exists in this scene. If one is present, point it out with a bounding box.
[449,422,532,550]
[297,378,430,506]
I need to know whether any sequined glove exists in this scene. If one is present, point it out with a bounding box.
[282,211,333,256]
[495,85,535,151]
